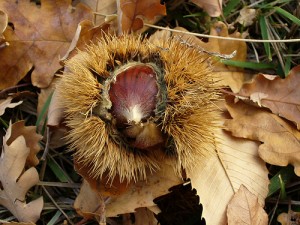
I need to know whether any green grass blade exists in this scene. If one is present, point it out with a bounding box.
[36,91,54,129]
[221,59,275,70]
[223,0,240,17]
[47,157,70,183]
[268,165,294,197]
[47,211,62,225]
[259,16,272,61]
[275,7,300,26]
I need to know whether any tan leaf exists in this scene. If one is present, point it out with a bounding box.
[187,127,269,225]
[0,122,43,223]
[60,20,111,61]
[0,9,7,34]
[118,0,166,33]
[238,66,300,129]
[74,158,183,218]
[81,0,117,25]
[236,7,257,27]
[152,22,248,92]
[278,210,300,225]
[227,185,268,225]
[6,121,43,167]
[190,0,222,17]
[224,96,300,176]
[0,97,22,116]
[0,0,93,89]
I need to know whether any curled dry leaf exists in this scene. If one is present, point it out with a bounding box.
[277,210,300,225]
[117,0,166,33]
[227,185,268,225]
[238,66,300,129]
[225,96,300,176]
[0,0,93,89]
[0,9,8,46]
[190,0,222,17]
[0,122,43,223]
[0,97,22,116]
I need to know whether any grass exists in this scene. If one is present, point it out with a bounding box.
[0,0,300,224]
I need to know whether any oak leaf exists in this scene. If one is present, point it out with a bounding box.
[0,0,93,89]
[0,122,43,223]
[117,0,166,33]
[190,0,222,17]
[238,66,300,129]
[224,96,300,176]
[227,185,268,225]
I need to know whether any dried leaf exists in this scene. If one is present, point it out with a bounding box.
[0,0,93,89]
[156,22,248,92]
[190,0,222,17]
[118,0,166,33]
[225,96,300,176]
[81,0,117,25]
[0,9,7,34]
[227,185,268,225]
[236,7,257,27]
[187,127,269,225]
[278,210,300,225]
[6,121,43,167]
[0,122,43,223]
[74,159,183,218]
[238,66,300,129]
[0,97,22,116]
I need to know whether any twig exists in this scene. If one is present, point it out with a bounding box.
[144,23,300,43]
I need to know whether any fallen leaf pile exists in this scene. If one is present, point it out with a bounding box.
[0,0,299,224]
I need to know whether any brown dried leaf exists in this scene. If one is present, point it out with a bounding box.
[0,0,93,89]
[278,210,300,225]
[118,0,166,33]
[6,121,43,167]
[81,0,117,25]
[238,66,300,129]
[0,96,22,116]
[227,185,268,225]
[236,7,257,27]
[187,127,269,225]
[74,159,183,218]
[0,9,7,34]
[0,122,43,223]
[225,96,300,176]
[190,0,222,17]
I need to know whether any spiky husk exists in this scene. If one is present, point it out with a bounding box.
[56,34,220,182]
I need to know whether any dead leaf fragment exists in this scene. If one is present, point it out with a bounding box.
[278,210,300,225]
[118,0,166,33]
[0,0,93,89]
[74,158,183,218]
[225,96,300,176]
[238,67,300,128]
[6,121,43,167]
[0,122,43,223]
[236,7,257,27]
[190,0,222,17]
[227,185,268,225]
[0,97,22,116]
